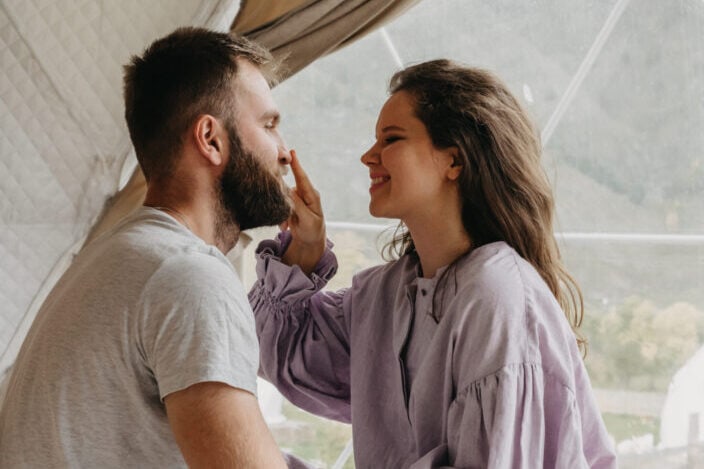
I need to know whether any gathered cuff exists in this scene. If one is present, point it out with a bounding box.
[254,230,337,304]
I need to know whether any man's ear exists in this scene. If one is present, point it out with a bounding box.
[193,114,225,166]
[446,147,462,181]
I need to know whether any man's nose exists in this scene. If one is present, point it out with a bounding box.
[278,144,291,165]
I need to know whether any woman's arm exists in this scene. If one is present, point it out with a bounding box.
[250,231,351,423]
[250,151,352,422]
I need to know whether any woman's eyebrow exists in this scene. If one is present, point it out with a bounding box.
[381,125,405,133]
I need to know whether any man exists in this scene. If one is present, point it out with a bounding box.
[0,27,293,467]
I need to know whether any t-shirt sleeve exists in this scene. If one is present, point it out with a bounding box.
[136,252,258,400]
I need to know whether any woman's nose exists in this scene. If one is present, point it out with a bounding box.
[360,144,380,166]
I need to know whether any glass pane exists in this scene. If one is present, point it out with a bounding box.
[252,1,704,466]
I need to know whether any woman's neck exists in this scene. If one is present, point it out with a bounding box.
[405,211,471,279]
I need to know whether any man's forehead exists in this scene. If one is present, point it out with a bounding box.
[232,59,279,116]
[233,58,270,92]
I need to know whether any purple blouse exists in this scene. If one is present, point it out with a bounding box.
[249,232,617,468]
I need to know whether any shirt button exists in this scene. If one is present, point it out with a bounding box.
[421,289,427,296]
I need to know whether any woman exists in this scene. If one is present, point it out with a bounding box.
[250,60,616,468]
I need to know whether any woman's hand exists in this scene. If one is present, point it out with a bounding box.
[281,150,326,276]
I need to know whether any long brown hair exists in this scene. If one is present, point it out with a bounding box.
[384,59,585,351]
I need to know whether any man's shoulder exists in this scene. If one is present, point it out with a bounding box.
[147,248,239,294]
[96,210,231,274]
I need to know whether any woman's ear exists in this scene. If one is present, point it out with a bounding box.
[193,114,225,166]
[446,147,462,181]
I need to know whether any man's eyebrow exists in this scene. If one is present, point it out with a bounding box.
[381,125,405,133]
[262,110,280,123]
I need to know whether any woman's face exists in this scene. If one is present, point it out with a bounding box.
[360,91,459,223]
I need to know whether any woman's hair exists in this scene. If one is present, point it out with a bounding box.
[384,59,585,351]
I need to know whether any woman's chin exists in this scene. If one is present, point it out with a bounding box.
[368,208,395,221]
[368,204,383,218]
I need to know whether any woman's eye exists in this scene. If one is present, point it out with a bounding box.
[384,136,402,144]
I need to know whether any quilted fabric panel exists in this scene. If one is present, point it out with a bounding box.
[0,7,94,355]
[4,0,227,155]
[0,0,239,373]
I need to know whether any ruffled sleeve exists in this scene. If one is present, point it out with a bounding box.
[440,363,615,469]
[248,231,352,423]
[253,231,337,304]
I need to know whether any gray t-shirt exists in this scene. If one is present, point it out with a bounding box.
[0,207,259,468]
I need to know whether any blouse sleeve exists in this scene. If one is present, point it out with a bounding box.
[443,363,615,469]
[248,231,352,423]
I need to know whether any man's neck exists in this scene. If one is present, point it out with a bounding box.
[212,203,241,254]
[144,188,240,255]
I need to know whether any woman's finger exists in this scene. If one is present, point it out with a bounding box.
[289,188,306,212]
[289,150,321,210]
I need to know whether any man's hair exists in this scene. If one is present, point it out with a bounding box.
[123,27,274,181]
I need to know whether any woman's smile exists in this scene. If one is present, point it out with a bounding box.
[369,174,390,192]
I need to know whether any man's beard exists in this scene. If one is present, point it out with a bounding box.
[217,125,292,232]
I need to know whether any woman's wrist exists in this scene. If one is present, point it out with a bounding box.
[281,236,326,276]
